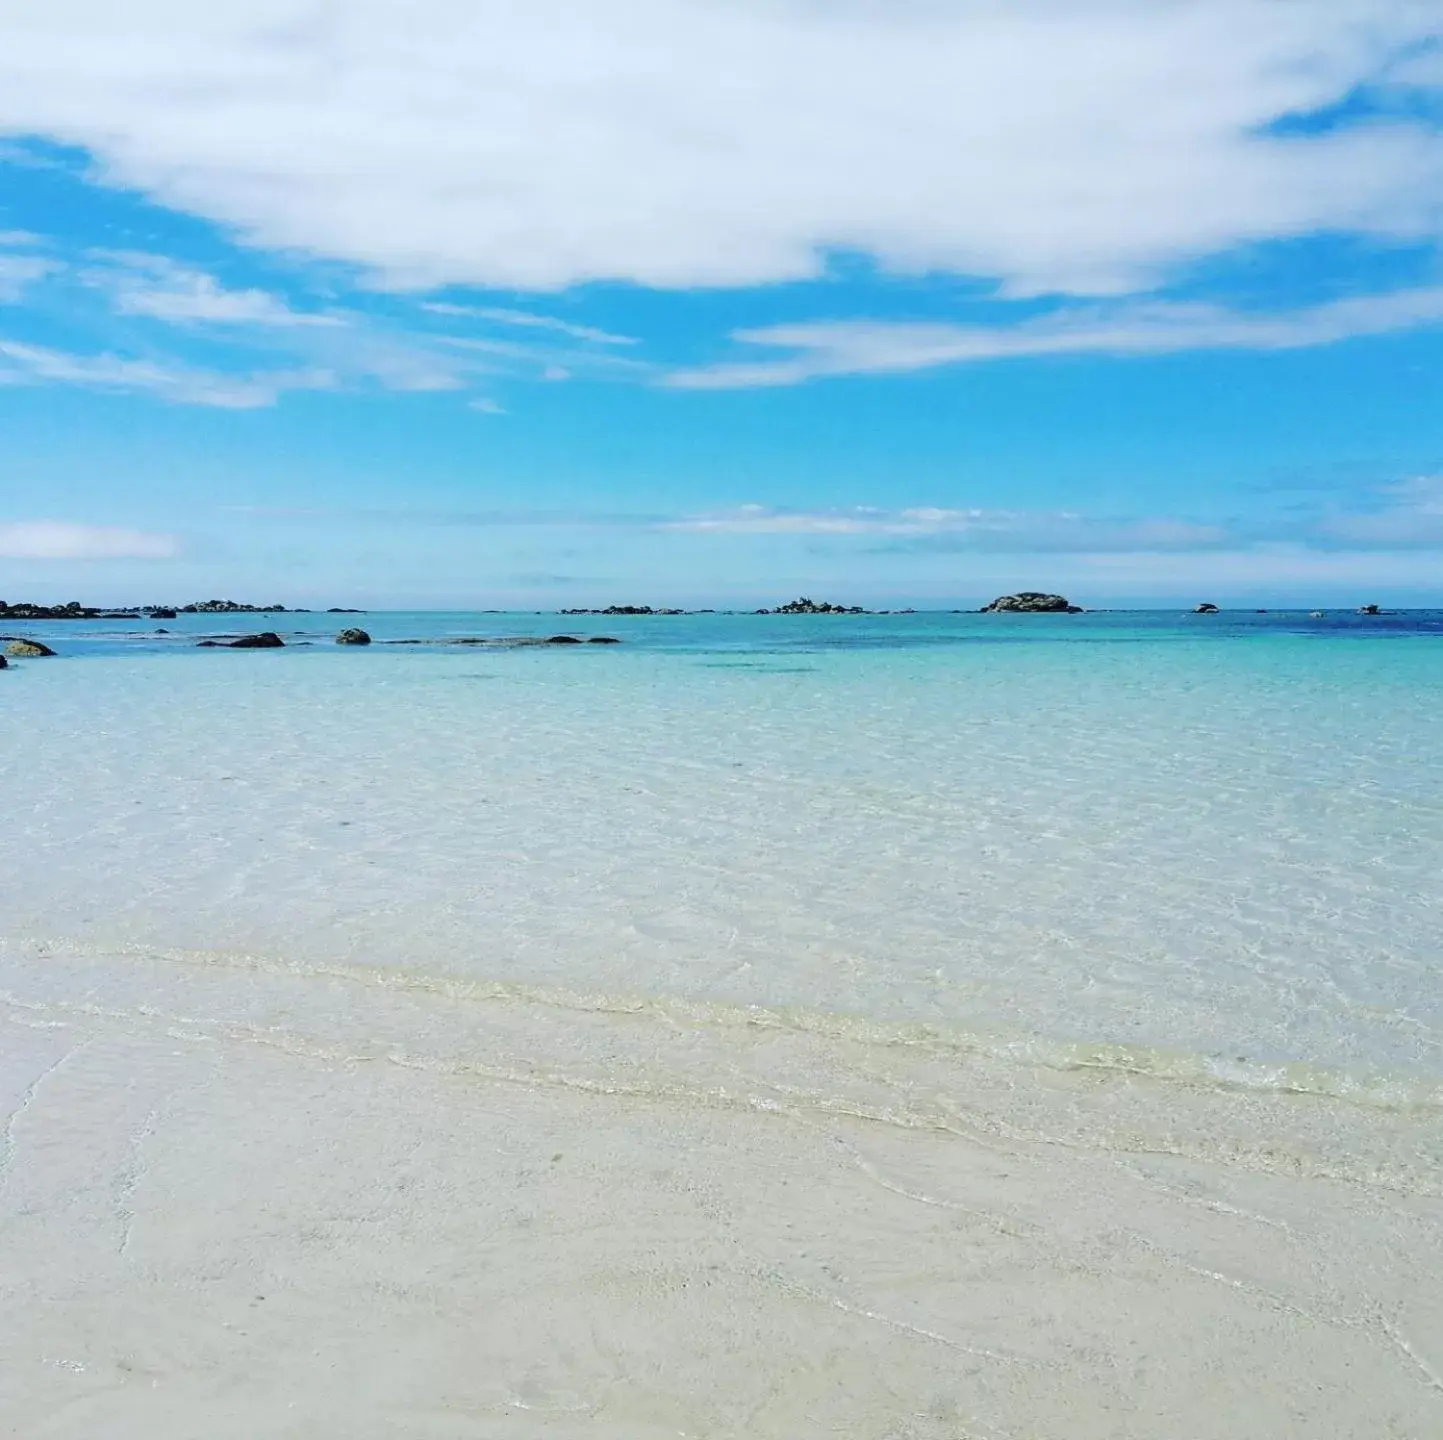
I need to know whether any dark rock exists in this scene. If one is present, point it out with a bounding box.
[0,654,7,669]
[149,608,178,619]
[981,593,1082,614]
[1193,603,1220,614]
[335,628,372,645]
[546,635,583,644]
[155,628,170,634]
[587,636,622,644]
[4,639,56,658]
[327,608,365,614]
[1358,604,1381,616]
[198,632,285,649]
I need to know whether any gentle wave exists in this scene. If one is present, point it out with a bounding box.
[6,932,1443,1119]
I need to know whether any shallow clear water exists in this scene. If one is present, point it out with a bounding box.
[3,609,1442,1437]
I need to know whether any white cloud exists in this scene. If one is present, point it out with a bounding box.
[0,338,334,407]
[86,251,339,327]
[0,2,1438,295]
[468,397,506,414]
[665,504,1228,551]
[0,519,178,559]
[424,303,635,345]
[667,286,1443,388]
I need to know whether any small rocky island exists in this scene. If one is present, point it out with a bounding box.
[980,592,1083,613]
[1194,602,1220,613]
[756,597,870,615]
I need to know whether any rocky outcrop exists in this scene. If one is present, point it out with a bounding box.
[0,600,97,620]
[3,638,56,657]
[180,600,288,614]
[326,608,365,614]
[546,635,583,644]
[1194,603,1220,614]
[0,599,315,619]
[197,632,285,649]
[1358,604,1381,616]
[756,597,868,615]
[981,593,1083,614]
[0,654,7,670]
[335,628,372,645]
[587,636,622,643]
[560,605,686,616]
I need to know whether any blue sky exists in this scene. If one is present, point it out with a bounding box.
[2,1,1443,608]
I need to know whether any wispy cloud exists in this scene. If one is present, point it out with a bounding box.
[424,303,636,346]
[1316,474,1443,547]
[0,338,334,408]
[665,504,1229,552]
[0,519,178,559]
[0,252,56,302]
[667,287,1443,389]
[86,251,340,327]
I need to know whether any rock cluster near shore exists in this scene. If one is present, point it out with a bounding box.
[981,592,1083,613]
[3,639,57,658]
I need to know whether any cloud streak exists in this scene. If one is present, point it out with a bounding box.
[0,519,178,559]
[665,504,1230,552]
[424,303,636,346]
[87,252,341,328]
[0,338,333,407]
[667,286,1443,388]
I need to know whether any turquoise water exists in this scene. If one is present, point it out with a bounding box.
[4,607,1442,1083]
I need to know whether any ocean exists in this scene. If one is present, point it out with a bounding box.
[3,608,1441,1437]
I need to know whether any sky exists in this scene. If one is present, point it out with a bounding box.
[2,0,1443,609]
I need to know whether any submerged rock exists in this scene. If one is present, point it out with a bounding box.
[335,628,372,645]
[981,592,1082,614]
[3,638,56,657]
[546,635,583,644]
[587,636,622,644]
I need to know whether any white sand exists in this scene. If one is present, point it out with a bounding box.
[3,939,1440,1439]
